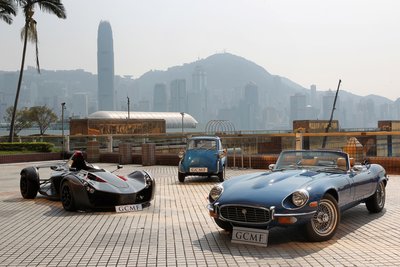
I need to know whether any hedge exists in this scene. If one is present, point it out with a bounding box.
[0,142,54,152]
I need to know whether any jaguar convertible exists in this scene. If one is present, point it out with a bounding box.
[207,150,387,245]
[20,151,155,212]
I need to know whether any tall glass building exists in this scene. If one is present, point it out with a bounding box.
[97,21,115,111]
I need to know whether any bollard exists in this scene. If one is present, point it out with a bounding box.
[233,148,236,168]
[249,155,252,169]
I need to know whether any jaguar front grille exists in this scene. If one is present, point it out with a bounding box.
[219,205,271,224]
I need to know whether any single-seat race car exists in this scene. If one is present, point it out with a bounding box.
[20,151,155,212]
[207,149,388,246]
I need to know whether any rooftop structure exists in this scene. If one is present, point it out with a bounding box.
[88,111,198,129]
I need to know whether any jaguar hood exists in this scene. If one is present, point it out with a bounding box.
[217,170,321,206]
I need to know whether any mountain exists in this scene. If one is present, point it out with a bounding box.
[1,53,398,130]
[133,52,303,110]
[130,52,398,130]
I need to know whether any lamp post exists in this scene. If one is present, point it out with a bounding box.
[180,112,185,136]
[127,96,130,119]
[61,102,66,158]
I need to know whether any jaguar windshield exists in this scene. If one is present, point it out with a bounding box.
[274,150,349,172]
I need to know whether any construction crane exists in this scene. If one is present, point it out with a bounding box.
[322,79,342,148]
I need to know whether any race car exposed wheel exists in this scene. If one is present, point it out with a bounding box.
[20,172,38,199]
[304,194,340,242]
[214,218,233,232]
[366,181,386,213]
[178,172,185,183]
[61,182,76,211]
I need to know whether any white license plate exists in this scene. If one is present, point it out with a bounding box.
[190,167,208,172]
[115,204,143,213]
[231,226,269,247]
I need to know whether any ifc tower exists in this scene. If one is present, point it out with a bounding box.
[97,21,115,111]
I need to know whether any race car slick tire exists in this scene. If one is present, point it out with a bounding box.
[178,172,185,183]
[365,181,386,213]
[214,218,233,232]
[61,182,77,211]
[304,194,340,242]
[20,172,39,199]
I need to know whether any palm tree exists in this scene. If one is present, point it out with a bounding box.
[0,0,16,24]
[8,0,66,142]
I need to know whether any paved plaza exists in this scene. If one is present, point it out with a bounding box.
[0,161,399,266]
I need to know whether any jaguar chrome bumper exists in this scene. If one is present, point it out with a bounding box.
[208,203,316,225]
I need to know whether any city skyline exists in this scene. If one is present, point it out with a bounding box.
[0,0,399,101]
[2,51,398,132]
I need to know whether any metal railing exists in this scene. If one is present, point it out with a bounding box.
[2,131,400,159]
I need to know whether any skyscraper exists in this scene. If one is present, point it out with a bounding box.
[189,65,207,122]
[153,83,168,112]
[322,90,337,120]
[97,21,115,111]
[290,93,307,122]
[72,92,88,118]
[242,82,259,129]
[170,79,187,112]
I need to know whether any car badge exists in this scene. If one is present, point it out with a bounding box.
[241,209,247,215]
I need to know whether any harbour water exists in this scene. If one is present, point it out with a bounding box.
[0,129,69,137]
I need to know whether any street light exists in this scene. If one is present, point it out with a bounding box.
[61,102,66,159]
[127,96,130,119]
[180,112,185,136]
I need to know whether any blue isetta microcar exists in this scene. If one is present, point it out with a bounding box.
[178,136,226,183]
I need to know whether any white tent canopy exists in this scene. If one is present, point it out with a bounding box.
[88,111,198,129]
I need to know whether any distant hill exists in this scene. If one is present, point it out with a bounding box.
[133,52,304,110]
[130,52,397,129]
[1,52,398,130]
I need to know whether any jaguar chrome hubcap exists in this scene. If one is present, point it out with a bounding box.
[312,199,337,235]
[316,212,329,223]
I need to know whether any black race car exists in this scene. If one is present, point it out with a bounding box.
[20,151,155,212]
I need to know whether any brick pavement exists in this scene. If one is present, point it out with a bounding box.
[0,161,399,266]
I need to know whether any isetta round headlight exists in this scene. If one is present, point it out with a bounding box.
[292,190,309,207]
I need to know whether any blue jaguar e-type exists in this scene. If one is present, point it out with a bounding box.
[178,136,226,183]
[207,150,388,244]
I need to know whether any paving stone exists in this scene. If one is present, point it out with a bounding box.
[0,162,399,266]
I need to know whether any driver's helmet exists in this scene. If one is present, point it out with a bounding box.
[71,151,86,170]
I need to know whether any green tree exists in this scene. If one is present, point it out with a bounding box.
[4,106,32,135]
[0,0,16,24]
[8,0,66,142]
[28,106,58,135]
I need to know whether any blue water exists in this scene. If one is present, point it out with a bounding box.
[0,129,69,136]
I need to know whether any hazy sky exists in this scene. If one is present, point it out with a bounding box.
[1,0,399,100]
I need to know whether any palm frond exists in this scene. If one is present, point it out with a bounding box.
[20,19,37,42]
[0,13,13,24]
[20,17,40,73]
[37,0,66,18]
[0,0,17,24]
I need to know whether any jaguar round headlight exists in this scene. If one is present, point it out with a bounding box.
[209,184,224,202]
[292,190,309,207]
